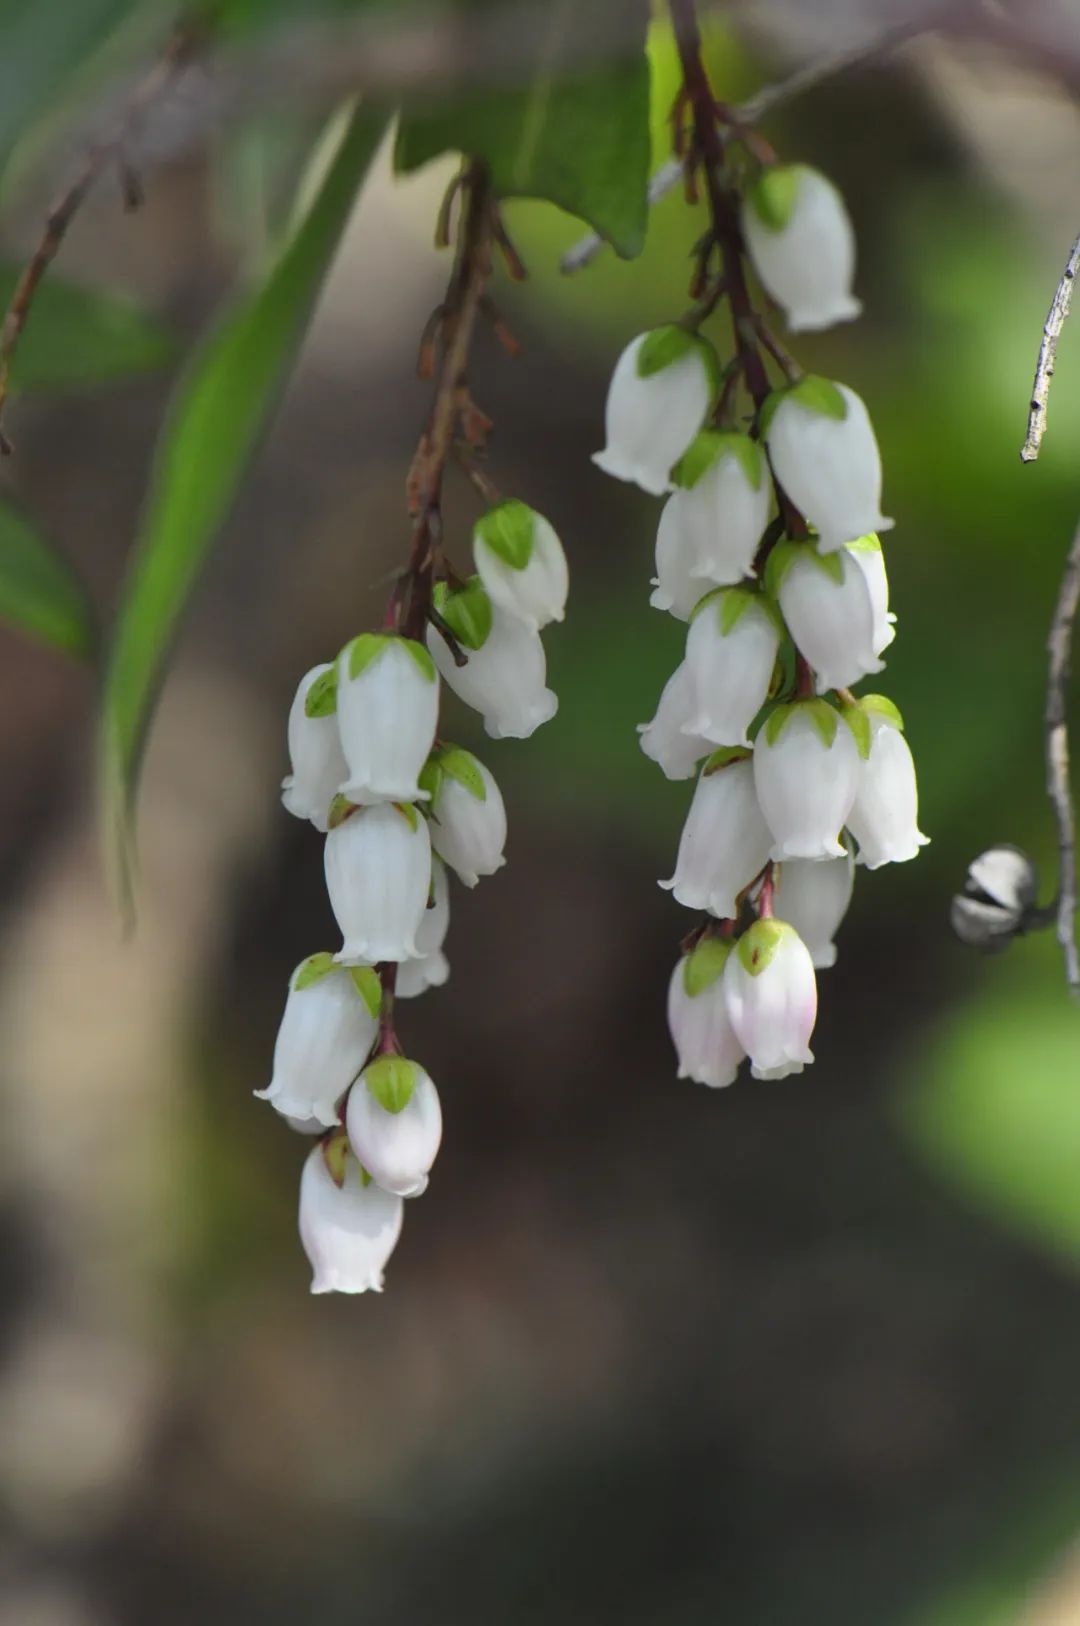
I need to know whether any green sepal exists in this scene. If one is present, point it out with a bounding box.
[293,951,338,992]
[702,746,751,775]
[682,936,733,997]
[343,631,392,680]
[327,794,360,829]
[859,693,905,732]
[418,756,442,803]
[349,965,382,1019]
[432,576,493,650]
[840,701,872,760]
[402,637,437,682]
[747,164,804,231]
[788,374,849,422]
[321,1128,352,1188]
[736,918,793,978]
[364,1054,419,1115]
[765,539,844,598]
[690,585,784,641]
[394,802,419,833]
[763,698,839,751]
[671,429,765,493]
[439,746,487,801]
[636,326,721,403]
[846,532,882,556]
[304,667,338,717]
[475,499,536,572]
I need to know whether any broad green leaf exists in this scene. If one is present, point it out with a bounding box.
[0,496,93,656]
[0,267,174,395]
[100,104,386,903]
[394,2,651,258]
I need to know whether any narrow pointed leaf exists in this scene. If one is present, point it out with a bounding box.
[0,496,93,656]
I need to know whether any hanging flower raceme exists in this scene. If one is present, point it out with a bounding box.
[844,696,930,868]
[473,499,568,632]
[667,936,746,1088]
[723,918,818,1080]
[324,800,431,964]
[256,955,381,1127]
[767,539,883,693]
[397,858,451,998]
[593,326,718,496]
[346,1055,443,1199]
[753,700,862,860]
[684,587,783,747]
[764,376,892,551]
[650,431,770,617]
[660,748,773,919]
[335,633,439,803]
[422,744,507,887]
[282,663,350,832]
[774,852,854,970]
[299,1139,404,1295]
[427,577,558,740]
[741,164,861,334]
[637,662,713,782]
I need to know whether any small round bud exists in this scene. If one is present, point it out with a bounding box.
[951,845,1038,950]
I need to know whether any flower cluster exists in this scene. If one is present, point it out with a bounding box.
[265,493,566,1292]
[594,147,928,1087]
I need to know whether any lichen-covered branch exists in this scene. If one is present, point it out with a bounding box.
[1020,230,1080,464]
[1045,514,1080,993]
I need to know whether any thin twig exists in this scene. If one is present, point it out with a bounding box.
[0,22,198,452]
[1045,513,1080,995]
[1021,230,1080,463]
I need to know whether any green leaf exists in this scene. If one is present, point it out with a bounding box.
[393,7,650,259]
[747,164,804,232]
[343,631,392,680]
[0,266,175,395]
[702,746,751,775]
[735,919,791,978]
[840,701,872,760]
[437,745,487,801]
[682,936,732,997]
[671,429,765,493]
[860,692,905,731]
[292,950,337,991]
[99,105,386,905]
[432,575,493,650]
[364,1054,419,1115]
[304,665,338,717]
[349,964,382,1020]
[0,496,93,656]
[475,499,535,572]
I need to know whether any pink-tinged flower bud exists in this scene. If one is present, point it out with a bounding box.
[347,1056,443,1198]
[667,937,745,1088]
[660,751,772,919]
[742,165,861,334]
[427,579,557,740]
[723,918,817,1080]
[473,500,568,632]
[684,588,782,747]
[397,858,451,999]
[255,956,381,1126]
[775,851,854,969]
[298,1143,403,1294]
[325,802,431,963]
[753,700,861,860]
[281,663,348,832]
[423,746,506,888]
[637,662,713,781]
[846,534,895,656]
[650,432,770,617]
[845,697,930,868]
[764,377,891,551]
[593,328,717,497]
[335,634,439,804]
[767,540,883,693]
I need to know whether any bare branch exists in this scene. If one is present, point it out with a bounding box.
[1045,514,1080,994]
[1021,231,1080,464]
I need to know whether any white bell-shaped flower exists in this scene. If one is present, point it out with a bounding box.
[765,377,892,551]
[255,956,380,1126]
[775,851,854,969]
[660,431,770,600]
[768,540,883,693]
[473,500,568,632]
[684,588,781,747]
[335,634,439,804]
[298,1142,404,1294]
[660,752,772,918]
[424,746,506,888]
[741,165,861,333]
[593,328,716,497]
[846,698,930,868]
[347,1056,443,1198]
[847,534,896,656]
[637,662,713,781]
[651,493,708,620]
[428,579,557,740]
[753,700,861,860]
[723,918,817,1080]
[397,859,451,999]
[667,937,746,1088]
[951,845,1037,950]
[325,802,431,964]
[281,663,349,832]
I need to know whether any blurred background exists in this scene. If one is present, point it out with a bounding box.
[4,1,1080,1622]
